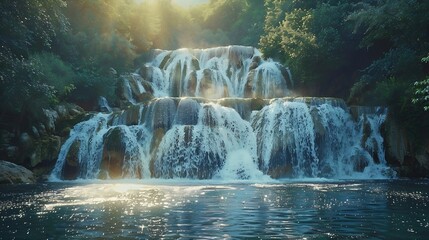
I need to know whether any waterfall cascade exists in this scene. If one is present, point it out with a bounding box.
[51,46,394,180]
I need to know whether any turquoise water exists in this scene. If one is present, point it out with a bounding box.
[1,180,428,239]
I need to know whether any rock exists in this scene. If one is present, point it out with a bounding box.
[42,108,59,133]
[32,136,62,168]
[54,104,86,135]
[175,98,201,125]
[98,96,112,113]
[62,139,81,180]
[250,56,262,70]
[110,67,117,76]
[6,146,18,159]
[152,98,177,130]
[100,128,125,179]
[38,123,47,136]
[310,107,326,137]
[186,71,197,97]
[116,74,154,106]
[100,127,143,179]
[31,126,40,138]
[198,69,229,98]
[415,143,429,173]
[383,117,408,166]
[201,105,218,128]
[17,132,34,165]
[0,160,35,184]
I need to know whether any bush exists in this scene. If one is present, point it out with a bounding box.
[29,52,76,101]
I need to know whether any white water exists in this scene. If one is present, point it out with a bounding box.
[51,98,393,180]
[51,46,394,181]
[133,46,291,99]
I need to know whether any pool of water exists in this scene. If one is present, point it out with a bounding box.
[1,179,429,239]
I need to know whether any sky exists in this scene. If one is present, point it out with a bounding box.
[171,0,209,7]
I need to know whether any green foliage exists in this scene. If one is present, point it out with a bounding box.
[69,63,117,107]
[0,0,69,117]
[0,56,56,114]
[191,0,265,47]
[29,52,76,100]
[347,0,429,50]
[413,55,429,111]
[349,47,422,104]
[0,0,68,56]
[259,1,363,96]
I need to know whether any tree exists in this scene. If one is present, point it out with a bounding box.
[0,0,69,117]
[259,0,364,97]
[413,55,429,111]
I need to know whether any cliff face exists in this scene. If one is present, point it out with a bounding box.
[0,103,86,181]
[383,115,429,178]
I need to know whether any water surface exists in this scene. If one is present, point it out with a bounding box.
[1,180,428,239]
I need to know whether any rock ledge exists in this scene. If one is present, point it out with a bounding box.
[0,160,35,184]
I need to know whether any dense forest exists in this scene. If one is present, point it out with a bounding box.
[1,0,429,175]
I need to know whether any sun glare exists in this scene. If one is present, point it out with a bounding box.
[172,0,209,8]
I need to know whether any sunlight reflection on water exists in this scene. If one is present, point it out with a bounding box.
[1,180,429,239]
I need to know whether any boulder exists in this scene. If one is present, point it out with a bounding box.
[0,160,35,184]
[41,108,59,133]
[62,139,81,180]
[116,74,154,106]
[100,127,126,179]
[175,98,201,125]
[152,98,177,130]
[31,136,62,169]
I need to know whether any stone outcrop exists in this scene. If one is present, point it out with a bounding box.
[383,115,429,177]
[0,160,35,184]
[0,103,85,180]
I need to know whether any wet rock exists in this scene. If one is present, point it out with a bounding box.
[159,52,172,69]
[198,69,229,98]
[175,98,201,125]
[0,160,35,184]
[100,127,126,179]
[111,105,142,126]
[201,105,218,128]
[152,98,177,130]
[350,150,370,172]
[186,71,197,97]
[99,127,143,179]
[62,139,81,180]
[249,56,262,70]
[98,96,112,113]
[310,107,326,137]
[152,125,225,179]
[275,62,293,87]
[117,74,154,106]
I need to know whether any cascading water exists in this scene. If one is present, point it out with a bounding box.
[50,46,394,180]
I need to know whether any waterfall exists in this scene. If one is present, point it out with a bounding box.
[51,46,394,180]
